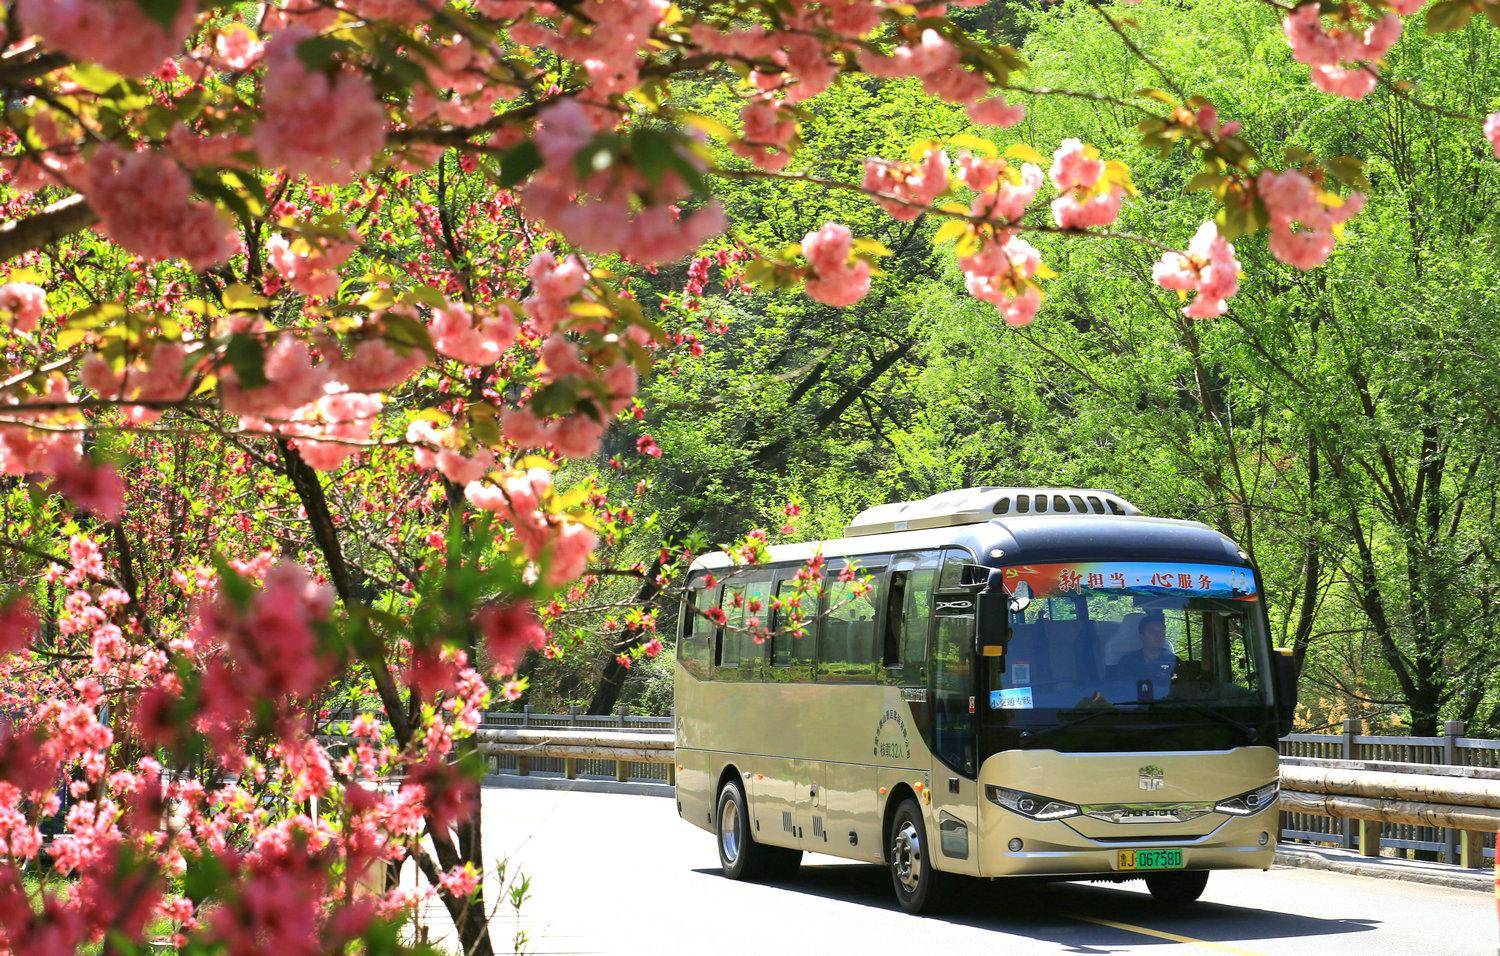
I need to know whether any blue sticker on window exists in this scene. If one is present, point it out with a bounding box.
[990,687,1034,710]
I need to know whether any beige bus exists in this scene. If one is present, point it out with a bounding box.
[672,487,1297,912]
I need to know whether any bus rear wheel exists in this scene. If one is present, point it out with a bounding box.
[1144,870,1208,905]
[715,779,801,882]
[888,798,950,914]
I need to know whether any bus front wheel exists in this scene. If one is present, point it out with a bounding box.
[1144,870,1208,905]
[715,779,801,881]
[888,798,950,914]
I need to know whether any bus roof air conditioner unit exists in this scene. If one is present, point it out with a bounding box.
[843,486,1141,537]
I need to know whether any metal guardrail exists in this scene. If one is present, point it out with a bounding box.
[478,710,1500,869]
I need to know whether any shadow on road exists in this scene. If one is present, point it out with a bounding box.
[693,863,1380,952]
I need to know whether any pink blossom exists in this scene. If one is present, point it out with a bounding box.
[475,600,547,673]
[0,598,35,655]
[18,0,195,76]
[431,303,517,366]
[255,28,387,183]
[1282,5,1402,101]
[800,223,872,307]
[1048,139,1126,229]
[82,147,238,268]
[45,452,124,521]
[266,234,353,299]
[969,162,1043,224]
[0,282,47,332]
[863,150,949,221]
[213,23,264,70]
[966,94,1026,128]
[1152,221,1241,318]
[959,235,1045,326]
[1485,112,1500,158]
[1256,168,1364,270]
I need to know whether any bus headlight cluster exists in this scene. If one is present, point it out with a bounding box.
[986,785,1081,821]
[1213,782,1280,816]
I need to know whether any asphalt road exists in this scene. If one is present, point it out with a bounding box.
[464,784,1492,956]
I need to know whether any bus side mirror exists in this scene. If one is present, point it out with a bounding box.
[976,582,1009,659]
[1271,647,1299,738]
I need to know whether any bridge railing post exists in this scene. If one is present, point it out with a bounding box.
[615,706,629,782]
[1358,819,1382,858]
[1443,720,1464,864]
[564,705,580,780]
[1341,719,1358,849]
[517,704,532,777]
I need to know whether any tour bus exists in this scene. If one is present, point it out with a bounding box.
[672,487,1297,912]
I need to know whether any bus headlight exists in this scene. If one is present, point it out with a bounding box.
[986,785,1081,821]
[1213,782,1280,816]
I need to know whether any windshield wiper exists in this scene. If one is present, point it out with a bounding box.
[1127,697,1261,743]
[1017,705,1119,746]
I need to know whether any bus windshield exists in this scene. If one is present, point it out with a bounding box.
[980,561,1275,752]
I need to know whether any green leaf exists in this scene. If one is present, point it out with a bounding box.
[1325,155,1370,189]
[1135,87,1177,106]
[1186,170,1223,192]
[382,311,436,357]
[132,0,182,30]
[1003,143,1047,166]
[496,140,541,188]
[222,284,270,311]
[932,219,970,246]
[1425,0,1477,33]
[224,333,269,389]
[948,132,997,158]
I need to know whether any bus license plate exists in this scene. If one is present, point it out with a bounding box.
[1116,849,1184,871]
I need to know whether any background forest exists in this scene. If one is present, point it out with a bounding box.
[532,0,1500,738]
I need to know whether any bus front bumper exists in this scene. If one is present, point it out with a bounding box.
[975,803,1279,878]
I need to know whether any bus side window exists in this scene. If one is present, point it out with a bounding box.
[717,582,746,672]
[772,576,818,669]
[822,566,882,681]
[680,583,716,678]
[882,565,936,684]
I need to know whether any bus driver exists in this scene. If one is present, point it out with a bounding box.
[1114,611,1177,699]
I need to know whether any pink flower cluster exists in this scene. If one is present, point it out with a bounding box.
[18,0,195,76]
[82,342,196,425]
[957,154,1043,224]
[1281,2,1416,100]
[81,147,239,269]
[286,390,383,471]
[801,223,871,307]
[1486,113,1500,158]
[967,94,1027,128]
[863,150,949,221]
[512,0,667,100]
[266,233,355,299]
[732,100,798,171]
[193,561,336,751]
[1049,139,1126,229]
[520,101,725,264]
[1152,222,1241,318]
[1257,169,1365,269]
[430,302,517,366]
[465,468,597,587]
[959,235,1045,327]
[475,600,548,674]
[863,28,989,104]
[255,28,387,184]
[0,282,47,332]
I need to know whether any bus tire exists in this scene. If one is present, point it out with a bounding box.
[888,798,949,914]
[716,778,793,881]
[1144,870,1208,905]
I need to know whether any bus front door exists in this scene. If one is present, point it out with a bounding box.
[926,609,980,875]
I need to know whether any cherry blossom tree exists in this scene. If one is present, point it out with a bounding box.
[0,0,1495,952]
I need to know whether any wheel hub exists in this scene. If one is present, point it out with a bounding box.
[720,795,741,864]
[891,821,921,894]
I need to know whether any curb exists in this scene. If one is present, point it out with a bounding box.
[1275,846,1492,893]
[483,772,674,799]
